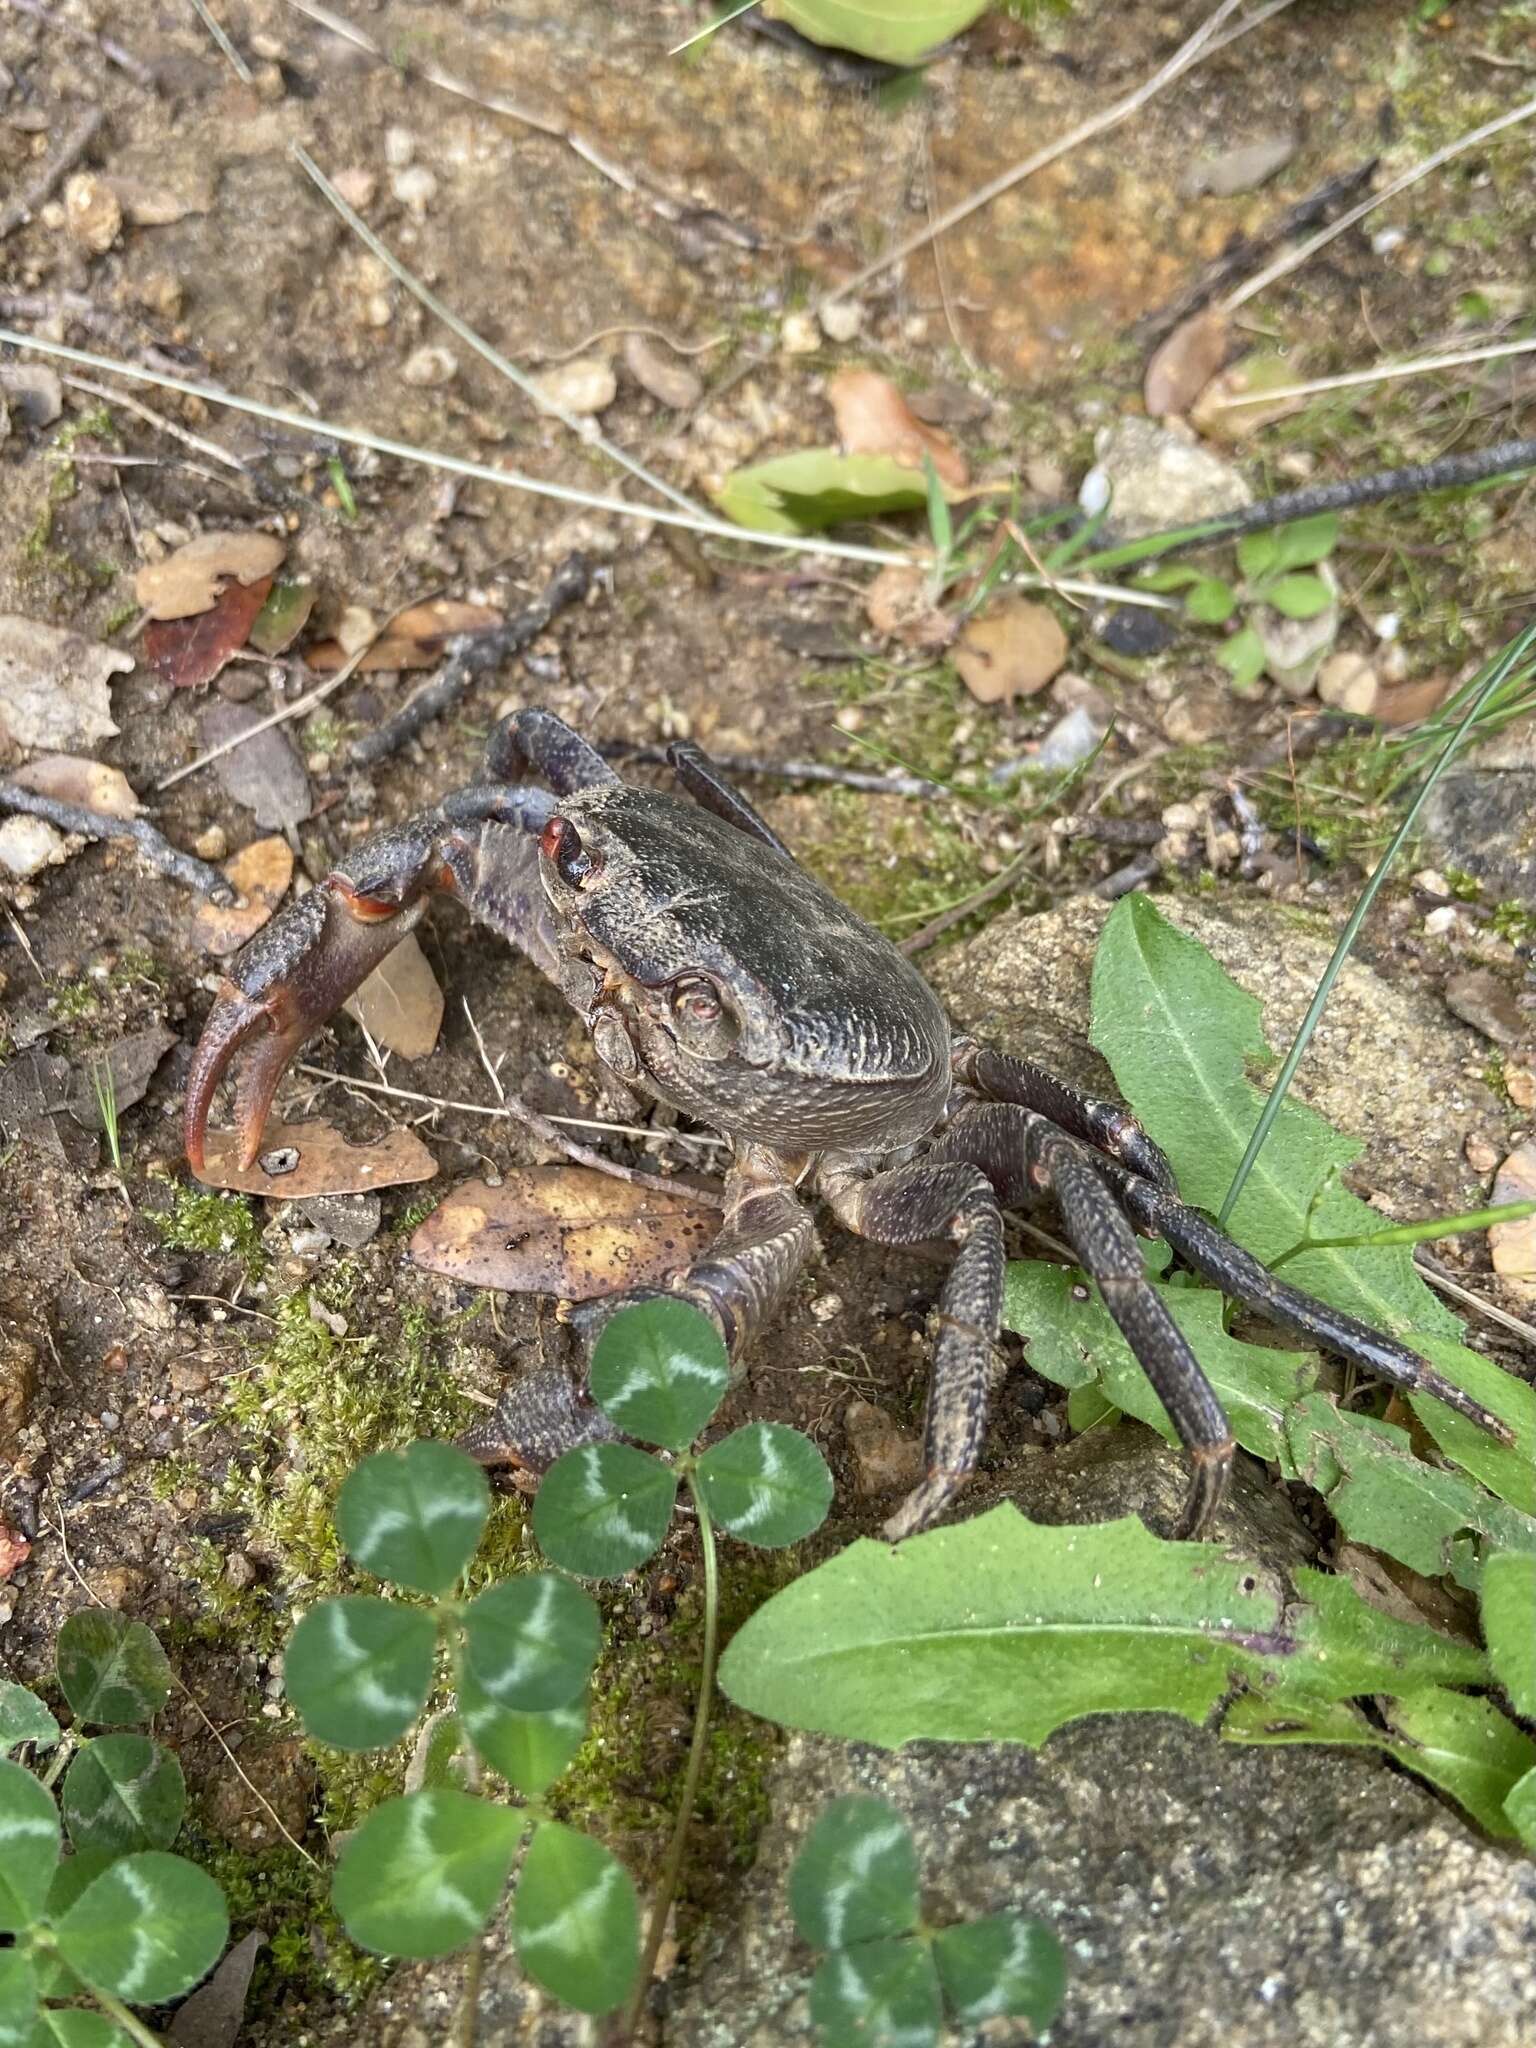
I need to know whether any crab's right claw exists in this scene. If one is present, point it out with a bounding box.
[184,880,428,1175]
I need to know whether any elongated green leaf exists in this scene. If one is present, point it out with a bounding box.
[0,1942,37,2046]
[695,1423,834,1546]
[766,0,990,65]
[1409,1336,1536,1513]
[63,1735,184,1854]
[789,1797,919,1950]
[56,1613,172,1729]
[513,1821,639,2015]
[1506,1766,1536,1849]
[336,1440,489,1595]
[458,1671,585,1799]
[333,1789,525,1958]
[932,1912,1066,2031]
[715,452,929,537]
[1003,1260,1312,1464]
[54,1852,227,2003]
[532,1444,677,1579]
[284,1596,436,1750]
[0,1758,60,1931]
[0,1685,58,1757]
[589,1298,729,1450]
[463,1575,601,1713]
[1378,1688,1536,1838]
[809,1938,941,2047]
[1480,1551,1536,1716]
[718,1506,1485,1748]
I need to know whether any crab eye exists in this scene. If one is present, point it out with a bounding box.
[672,979,720,1024]
[668,976,738,1057]
[541,814,596,886]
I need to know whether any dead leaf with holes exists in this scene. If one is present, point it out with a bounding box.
[134,531,286,622]
[1491,1139,1536,1300]
[954,597,1068,703]
[0,616,129,750]
[12,755,139,818]
[827,369,968,490]
[1144,306,1231,419]
[194,1117,438,1197]
[305,599,503,672]
[409,1167,717,1299]
[344,934,444,1058]
[146,575,276,691]
[190,836,295,956]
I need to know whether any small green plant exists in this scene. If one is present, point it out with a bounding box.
[1,1614,229,2047]
[789,1796,1064,2045]
[90,1058,121,1175]
[1135,513,1338,691]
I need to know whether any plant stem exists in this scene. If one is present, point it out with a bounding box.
[40,1732,78,1790]
[623,1473,721,2044]
[90,1989,167,2046]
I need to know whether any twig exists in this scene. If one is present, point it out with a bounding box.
[347,555,591,766]
[6,0,157,88]
[62,369,252,474]
[0,105,103,241]
[1209,335,1536,411]
[498,1093,723,1205]
[295,1063,728,1148]
[899,850,1035,957]
[186,0,254,81]
[0,782,235,901]
[1225,90,1536,311]
[817,0,1292,309]
[1093,851,1162,899]
[1415,1251,1536,1357]
[669,0,762,55]
[514,322,728,365]
[603,742,948,800]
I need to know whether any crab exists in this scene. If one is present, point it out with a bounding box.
[184,708,1510,1540]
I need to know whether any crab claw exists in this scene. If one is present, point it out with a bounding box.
[184,879,431,1175]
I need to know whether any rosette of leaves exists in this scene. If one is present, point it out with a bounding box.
[281,1439,639,2014]
[1137,512,1339,692]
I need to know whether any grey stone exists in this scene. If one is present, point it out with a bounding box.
[1444,968,1529,1051]
[1181,130,1298,197]
[1421,723,1536,910]
[1083,420,1251,540]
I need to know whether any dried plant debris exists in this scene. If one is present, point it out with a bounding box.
[198,702,312,830]
[1144,306,1231,420]
[11,755,139,818]
[133,531,287,622]
[827,368,968,488]
[343,935,444,1059]
[954,598,1068,703]
[67,1025,178,1129]
[190,837,295,956]
[146,574,276,691]
[0,616,128,750]
[305,598,503,673]
[194,1117,438,1197]
[1491,1141,1536,1299]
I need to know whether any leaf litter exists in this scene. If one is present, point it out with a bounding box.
[194,1117,438,1197]
[0,616,128,750]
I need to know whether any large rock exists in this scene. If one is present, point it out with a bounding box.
[1420,721,1536,910]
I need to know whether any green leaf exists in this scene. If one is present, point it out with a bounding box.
[458,1671,586,1799]
[0,1946,38,2048]
[764,0,990,66]
[44,1851,116,1924]
[1408,1335,1536,1512]
[513,1821,639,2015]
[1216,624,1266,692]
[715,451,930,537]
[1266,512,1338,572]
[463,1575,601,1713]
[333,1789,525,1959]
[30,2014,135,2048]
[1262,572,1333,620]
[1506,1766,1536,1849]
[1002,1259,1313,1464]
[1184,577,1237,625]
[789,1796,919,1949]
[696,1423,834,1547]
[1065,1383,1119,1433]
[54,1851,228,2003]
[1223,1689,1384,1748]
[1481,1551,1536,1715]
[932,1912,1066,2030]
[0,1758,60,1931]
[717,1505,1484,1748]
[0,1685,58,1757]
[1235,530,1279,580]
[1133,564,1204,592]
[533,1444,677,1578]
[589,1297,730,1450]
[55,1613,172,1729]
[336,1440,490,1595]
[1378,1688,1536,1838]
[809,1938,941,2047]
[62,1736,185,1855]
[284,1596,436,1751]
[923,454,953,563]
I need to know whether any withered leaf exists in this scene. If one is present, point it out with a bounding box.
[1144,306,1231,420]
[12,754,139,818]
[134,530,286,621]
[1491,1140,1536,1299]
[0,1522,30,1582]
[410,1167,717,1300]
[199,700,312,830]
[305,599,503,673]
[863,564,954,649]
[146,575,275,691]
[194,1117,438,1197]
[190,836,295,956]
[344,933,444,1059]
[622,332,702,410]
[954,597,1068,703]
[0,615,128,750]
[827,368,968,489]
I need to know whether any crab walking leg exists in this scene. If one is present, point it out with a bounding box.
[486,705,620,791]
[818,1157,1006,1541]
[932,1103,1235,1538]
[664,740,795,860]
[952,1037,1177,1193]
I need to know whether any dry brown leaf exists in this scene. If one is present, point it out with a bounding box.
[305,599,503,672]
[863,564,955,649]
[344,934,444,1059]
[954,598,1068,704]
[146,576,275,690]
[409,1167,717,1300]
[68,1024,178,1128]
[827,369,968,490]
[190,836,295,956]
[622,332,703,410]
[1491,1139,1536,1298]
[199,701,312,829]
[1144,306,1231,420]
[0,616,128,750]
[134,532,287,622]
[194,1117,438,1197]
[12,754,139,818]
[1190,352,1306,443]
[1374,675,1451,727]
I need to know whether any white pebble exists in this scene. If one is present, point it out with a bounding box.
[390,165,437,212]
[0,814,67,877]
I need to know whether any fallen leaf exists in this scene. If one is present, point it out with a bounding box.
[198,702,312,830]
[1144,306,1231,420]
[622,332,702,410]
[715,451,931,536]
[1491,1140,1536,1298]
[827,368,968,489]
[954,597,1068,703]
[249,580,317,657]
[190,836,295,956]
[863,564,954,649]
[0,616,129,749]
[194,1118,438,1197]
[1374,675,1451,726]
[410,1168,717,1299]
[11,754,139,818]
[134,531,287,622]
[1180,131,1296,198]
[1190,351,1306,443]
[765,0,991,67]
[344,934,444,1059]
[146,575,275,691]
[0,1521,29,1581]
[305,599,503,672]
[532,357,617,417]
[168,1931,264,2048]
[68,1024,178,1129]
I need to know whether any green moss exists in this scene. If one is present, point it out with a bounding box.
[153,1185,266,1278]
[49,976,102,1027]
[1490,900,1536,946]
[185,1829,382,2005]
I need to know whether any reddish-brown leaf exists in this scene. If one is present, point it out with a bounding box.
[194,1117,438,1197]
[145,574,274,690]
[0,1521,30,1582]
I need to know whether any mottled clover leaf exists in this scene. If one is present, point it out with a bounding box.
[284,1595,437,1751]
[62,1733,186,1855]
[512,1819,640,2016]
[335,1440,489,1596]
[532,1442,678,1579]
[588,1297,729,1450]
[462,1574,601,1713]
[696,1422,833,1547]
[333,1789,526,1960]
[55,1612,172,1728]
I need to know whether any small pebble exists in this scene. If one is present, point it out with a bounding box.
[390,165,437,212]
[533,357,617,417]
[818,299,864,342]
[0,815,68,878]
[1316,651,1379,716]
[194,824,228,861]
[810,1293,843,1324]
[843,1398,924,1498]
[1445,968,1527,1048]
[1466,1134,1501,1174]
[401,344,458,387]
[1424,906,1461,937]
[780,311,820,355]
[383,126,416,168]
[63,172,121,253]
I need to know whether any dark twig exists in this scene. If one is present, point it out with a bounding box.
[347,555,592,768]
[0,783,235,902]
[0,106,104,241]
[1093,851,1162,899]
[496,1093,723,1209]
